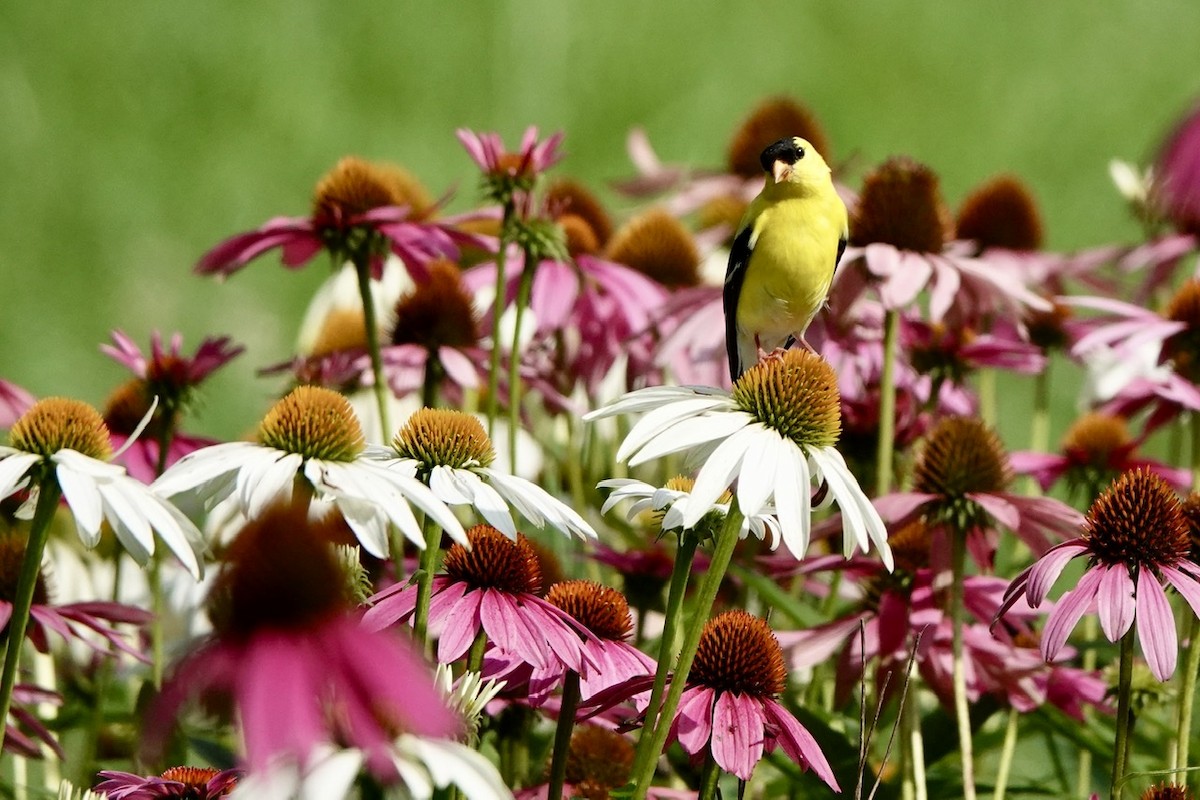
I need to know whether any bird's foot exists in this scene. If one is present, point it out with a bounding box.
[756,346,789,367]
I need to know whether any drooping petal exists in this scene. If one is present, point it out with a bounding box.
[673,686,716,756]
[710,691,765,781]
[1135,572,1178,681]
[1042,566,1103,660]
[762,698,840,790]
[1096,563,1136,641]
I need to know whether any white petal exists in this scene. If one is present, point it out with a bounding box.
[815,448,893,570]
[626,411,751,467]
[243,451,303,518]
[400,736,514,800]
[429,465,474,505]
[457,470,517,538]
[485,470,594,540]
[0,453,40,499]
[616,396,733,463]
[152,442,259,497]
[683,428,755,528]
[97,479,156,555]
[736,428,783,517]
[54,460,105,538]
[335,497,391,557]
[585,386,727,420]
[773,442,811,559]
[111,477,203,578]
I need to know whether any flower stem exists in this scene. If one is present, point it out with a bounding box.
[900,669,928,800]
[507,250,536,474]
[949,530,977,800]
[412,515,443,652]
[1175,614,1200,782]
[422,353,442,409]
[0,479,62,753]
[630,533,699,781]
[353,256,392,439]
[875,309,899,495]
[992,707,1019,800]
[1112,628,1136,799]
[630,505,743,799]
[977,368,997,429]
[698,753,721,800]
[486,205,514,438]
[467,630,488,675]
[546,671,581,800]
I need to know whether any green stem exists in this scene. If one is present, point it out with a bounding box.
[977,368,997,429]
[0,479,62,753]
[466,630,489,675]
[352,255,392,439]
[546,672,581,800]
[630,533,699,780]
[698,753,721,800]
[900,667,927,800]
[148,421,177,687]
[875,309,899,496]
[422,352,442,410]
[1075,617,1098,798]
[486,203,514,438]
[630,505,744,799]
[1175,614,1200,782]
[1112,628,1136,799]
[992,707,1019,800]
[412,515,443,652]
[950,530,976,800]
[507,251,537,474]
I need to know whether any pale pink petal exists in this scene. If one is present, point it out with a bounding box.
[1042,566,1104,661]
[872,492,939,521]
[1136,572,1178,681]
[1161,564,1200,620]
[238,635,325,769]
[711,692,764,781]
[1096,564,1136,641]
[762,699,840,791]
[1026,540,1090,606]
[968,492,1020,531]
[673,686,715,756]
[435,590,484,664]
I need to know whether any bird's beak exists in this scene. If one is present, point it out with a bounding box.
[772,160,793,184]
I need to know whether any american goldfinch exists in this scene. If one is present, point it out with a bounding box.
[724,137,847,380]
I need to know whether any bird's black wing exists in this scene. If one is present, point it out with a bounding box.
[723,225,755,382]
[833,235,847,279]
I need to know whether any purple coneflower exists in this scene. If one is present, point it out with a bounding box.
[457,126,564,206]
[659,610,838,786]
[0,380,34,429]
[999,469,1200,681]
[100,329,242,481]
[363,524,592,672]
[149,501,459,772]
[196,157,476,280]
[95,766,241,799]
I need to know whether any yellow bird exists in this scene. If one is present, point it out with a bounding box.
[724,137,847,380]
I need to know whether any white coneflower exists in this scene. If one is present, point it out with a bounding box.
[153,386,465,557]
[587,349,891,567]
[0,398,204,577]
[364,408,594,541]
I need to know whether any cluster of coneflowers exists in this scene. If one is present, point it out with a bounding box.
[4,95,1200,800]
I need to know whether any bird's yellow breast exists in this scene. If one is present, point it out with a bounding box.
[736,191,846,337]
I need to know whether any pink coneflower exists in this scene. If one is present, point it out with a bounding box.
[95,766,242,799]
[1011,411,1190,499]
[0,380,34,429]
[4,683,61,759]
[874,416,1082,568]
[457,126,564,206]
[662,610,838,786]
[149,501,459,772]
[196,157,477,280]
[362,524,592,672]
[831,156,1049,328]
[100,330,242,481]
[0,533,150,660]
[999,470,1200,681]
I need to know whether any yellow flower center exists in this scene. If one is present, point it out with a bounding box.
[258,386,365,462]
[9,397,112,461]
[731,349,841,450]
[391,408,495,472]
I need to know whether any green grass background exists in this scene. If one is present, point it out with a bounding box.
[3,0,1200,440]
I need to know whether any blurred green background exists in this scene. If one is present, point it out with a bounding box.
[3,0,1200,439]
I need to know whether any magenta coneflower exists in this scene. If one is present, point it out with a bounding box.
[831,156,1049,328]
[95,766,241,799]
[999,470,1200,680]
[148,501,459,772]
[1011,411,1191,499]
[1154,100,1200,236]
[197,157,477,280]
[4,683,61,759]
[874,416,1083,567]
[362,524,592,672]
[100,329,242,481]
[0,533,150,660]
[458,126,564,206]
[664,610,838,786]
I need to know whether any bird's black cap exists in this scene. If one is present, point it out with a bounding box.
[759,138,805,173]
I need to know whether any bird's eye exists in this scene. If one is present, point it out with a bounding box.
[794,146,806,160]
